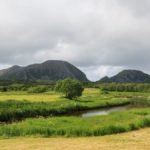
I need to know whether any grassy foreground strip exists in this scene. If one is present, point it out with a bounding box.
[1,128,150,150]
[0,108,150,137]
[0,98,129,122]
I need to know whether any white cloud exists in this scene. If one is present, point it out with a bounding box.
[80,65,124,81]
[0,0,150,80]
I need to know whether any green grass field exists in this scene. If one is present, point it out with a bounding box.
[0,88,130,122]
[1,107,150,137]
[1,86,150,149]
[0,128,150,150]
[0,91,61,102]
[0,88,150,138]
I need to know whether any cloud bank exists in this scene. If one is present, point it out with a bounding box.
[0,0,150,81]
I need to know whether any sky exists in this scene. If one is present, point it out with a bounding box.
[0,0,150,81]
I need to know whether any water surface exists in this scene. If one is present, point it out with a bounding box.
[75,105,131,118]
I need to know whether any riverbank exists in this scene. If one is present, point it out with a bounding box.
[0,88,150,138]
[0,128,150,150]
[0,88,130,122]
[1,107,150,137]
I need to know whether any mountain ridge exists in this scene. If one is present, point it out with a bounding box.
[0,61,150,83]
[0,60,89,82]
[98,70,150,83]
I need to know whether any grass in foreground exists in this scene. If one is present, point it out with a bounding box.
[1,108,150,137]
[0,128,150,150]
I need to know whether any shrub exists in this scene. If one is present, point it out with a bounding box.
[9,84,24,91]
[55,78,84,100]
[0,86,8,92]
[27,86,48,93]
[101,90,109,95]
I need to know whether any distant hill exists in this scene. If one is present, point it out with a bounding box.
[0,60,89,82]
[98,70,150,83]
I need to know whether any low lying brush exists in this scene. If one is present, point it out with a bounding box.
[0,98,130,122]
[0,108,150,137]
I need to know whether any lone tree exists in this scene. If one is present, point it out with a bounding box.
[55,78,84,100]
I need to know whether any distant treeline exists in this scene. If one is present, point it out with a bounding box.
[1,80,150,93]
[0,80,55,92]
[99,83,150,92]
[0,80,90,92]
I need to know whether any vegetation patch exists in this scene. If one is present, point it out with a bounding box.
[0,108,150,137]
[55,78,84,99]
[99,83,150,92]
[0,97,129,122]
[0,83,150,138]
[27,86,49,93]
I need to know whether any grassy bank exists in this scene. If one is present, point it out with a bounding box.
[0,88,132,122]
[0,108,150,137]
[1,128,150,150]
[0,88,149,138]
[0,97,129,122]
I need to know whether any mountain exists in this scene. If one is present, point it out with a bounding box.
[0,60,89,82]
[98,70,150,83]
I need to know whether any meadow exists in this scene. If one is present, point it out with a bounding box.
[0,86,150,138]
[0,128,150,150]
[0,91,60,102]
[0,88,130,122]
[1,107,150,137]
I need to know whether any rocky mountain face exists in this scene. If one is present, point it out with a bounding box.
[98,70,150,83]
[0,60,89,82]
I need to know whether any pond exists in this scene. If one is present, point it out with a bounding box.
[75,105,131,118]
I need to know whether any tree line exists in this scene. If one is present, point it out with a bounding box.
[99,83,150,92]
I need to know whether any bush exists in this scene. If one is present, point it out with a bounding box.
[9,84,24,91]
[0,86,8,92]
[55,78,84,100]
[101,90,109,95]
[27,86,48,93]
[99,83,150,92]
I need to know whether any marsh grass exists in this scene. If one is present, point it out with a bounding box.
[0,96,129,122]
[0,88,149,123]
[0,88,149,137]
[1,108,150,137]
[0,91,60,102]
